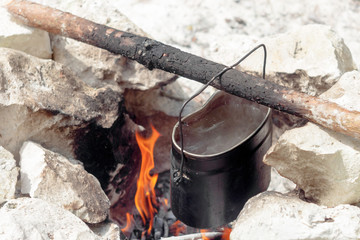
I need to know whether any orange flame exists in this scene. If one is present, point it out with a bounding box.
[200,228,232,240]
[163,198,169,207]
[170,220,187,236]
[221,228,231,240]
[200,229,211,240]
[134,125,161,235]
[121,213,133,233]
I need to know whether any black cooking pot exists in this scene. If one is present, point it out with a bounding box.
[170,91,272,228]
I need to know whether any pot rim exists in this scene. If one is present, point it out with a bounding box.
[171,91,271,158]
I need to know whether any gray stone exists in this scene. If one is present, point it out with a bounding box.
[0,146,18,204]
[264,71,360,207]
[231,191,360,240]
[20,141,110,224]
[89,221,121,240]
[0,47,120,160]
[0,198,101,240]
[29,0,174,91]
[0,48,120,127]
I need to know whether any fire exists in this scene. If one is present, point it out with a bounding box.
[221,228,231,240]
[134,125,161,235]
[163,198,169,206]
[200,229,211,240]
[121,213,133,234]
[170,220,187,236]
[120,124,231,239]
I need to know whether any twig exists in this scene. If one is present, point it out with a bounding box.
[6,0,360,140]
[161,232,222,240]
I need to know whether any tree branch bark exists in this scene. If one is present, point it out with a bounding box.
[6,0,360,139]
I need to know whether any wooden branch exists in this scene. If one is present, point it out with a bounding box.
[6,0,360,139]
[161,232,222,240]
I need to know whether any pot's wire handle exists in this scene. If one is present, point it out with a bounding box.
[174,44,267,184]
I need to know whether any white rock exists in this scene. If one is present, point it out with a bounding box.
[237,24,356,96]
[230,191,360,240]
[0,7,52,59]
[264,71,360,207]
[89,221,121,240]
[0,48,121,160]
[30,0,174,91]
[266,167,296,194]
[0,146,18,204]
[20,141,110,224]
[0,198,100,240]
[0,48,120,128]
[0,1,11,6]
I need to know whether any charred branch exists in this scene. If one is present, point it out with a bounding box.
[6,0,360,139]
[160,232,223,240]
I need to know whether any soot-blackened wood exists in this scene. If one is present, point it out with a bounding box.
[7,0,360,139]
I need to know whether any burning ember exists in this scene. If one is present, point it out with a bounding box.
[221,228,231,240]
[201,229,211,240]
[120,125,231,240]
[169,220,186,236]
[122,213,134,233]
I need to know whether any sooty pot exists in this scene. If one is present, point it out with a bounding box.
[170,91,272,228]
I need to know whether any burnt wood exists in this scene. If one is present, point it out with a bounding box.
[7,0,360,139]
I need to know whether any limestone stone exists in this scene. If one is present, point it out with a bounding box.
[0,47,120,160]
[266,167,296,194]
[20,141,110,224]
[0,48,120,127]
[0,146,18,204]
[264,71,360,206]
[237,24,357,96]
[29,0,174,90]
[0,7,51,59]
[89,221,121,240]
[230,191,360,240]
[0,198,100,240]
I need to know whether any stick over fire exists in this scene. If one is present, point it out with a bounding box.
[6,0,360,139]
